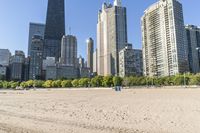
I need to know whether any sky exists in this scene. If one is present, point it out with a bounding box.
[0,0,199,59]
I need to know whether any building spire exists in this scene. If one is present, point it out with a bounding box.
[114,0,122,6]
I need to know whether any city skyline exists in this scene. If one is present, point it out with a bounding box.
[0,0,199,59]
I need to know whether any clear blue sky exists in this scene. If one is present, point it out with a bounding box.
[0,0,199,59]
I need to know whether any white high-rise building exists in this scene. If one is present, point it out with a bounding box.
[97,0,127,76]
[93,49,97,73]
[142,0,189,77]
[60,35,77,66]
[185,25,200,73]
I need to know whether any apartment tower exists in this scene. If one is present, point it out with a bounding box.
[142,0,188,77]
[97,0,127,76]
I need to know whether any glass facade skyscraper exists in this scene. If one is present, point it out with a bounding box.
[43,0,65,61]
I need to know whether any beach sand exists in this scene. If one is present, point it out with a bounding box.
[0,88,200,133]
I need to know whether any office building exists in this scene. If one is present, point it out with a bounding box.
[0,49,11,66]
[0,65,7,80]
[79,67,90,78]
[43,0,65,61]
[133,49,143,76]
[9,51,25,81]
[28,22,45,55]
[185,25,200,73]
[93,49,97,73]
[24,57,30,81]
[46,64,79,80]
[60,35,77,66]
[29,35,43,80]
[78,56,85,68]
[86,38,94,72]
[142,0,188,77]
[119,44,143,77]
[97,0,127,76]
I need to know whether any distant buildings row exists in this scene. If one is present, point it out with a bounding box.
[0,0,200,81]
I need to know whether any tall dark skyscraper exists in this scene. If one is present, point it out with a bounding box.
[43,0,65,61]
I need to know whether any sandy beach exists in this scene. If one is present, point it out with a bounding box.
[0,88,200,133]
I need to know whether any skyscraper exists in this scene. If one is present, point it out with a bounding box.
[43,0,65,61]
[0,49,11,66]
[86,38,94,72]
[185,25,200,73]
[119,44,143,77]
[28,23,45,56]
[97,0,127,76]
[29,35,43,80]
[93,49,97,73]
[142,0,189,77]
[10,51,25,81]
[60,35,77,66]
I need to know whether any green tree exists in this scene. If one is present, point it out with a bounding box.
[113,76,123,86]
[61,80,72,88]
[72,79,79,87]
[102,76,113,87]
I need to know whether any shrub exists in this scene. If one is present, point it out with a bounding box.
[113,76,123,86]
[34,80,44,88]
[43,80,53,88]
[91,76,103,87]
[51,80,62,88]
[189,74,200,85]
[102,76,113,87]
[10,81,19,89]
[26,80,34,88]
[61,80,72,88]
[0,81,3,88]
[72,79,79,87]
[20,82,28,88]
[78,78,90,87]
[2,81,11,89]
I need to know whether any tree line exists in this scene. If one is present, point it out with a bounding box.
[0,73,200,90]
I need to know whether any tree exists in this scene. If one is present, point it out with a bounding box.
[72,79,79,87]
[61,80,72,88]
[113,76,123,86]
[102,76,113,87]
